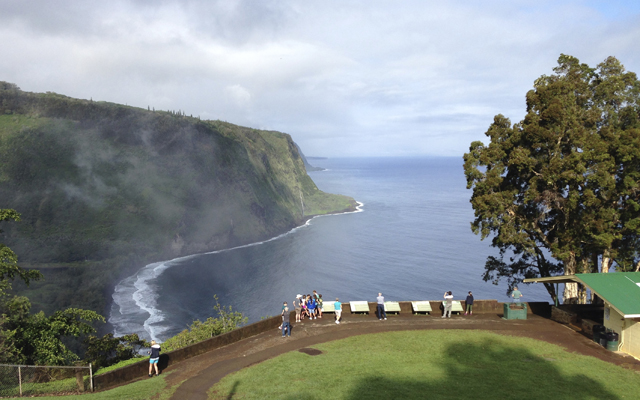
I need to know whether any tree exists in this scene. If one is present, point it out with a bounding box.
[1,209,104,365]
[0,209,43,295]
[463,55,640,304]
[83,333,150,369]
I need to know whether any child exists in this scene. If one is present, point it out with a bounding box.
[465,291,474,315]
[148,340,161,377]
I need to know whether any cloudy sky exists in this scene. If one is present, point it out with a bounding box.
[1,1,639,157]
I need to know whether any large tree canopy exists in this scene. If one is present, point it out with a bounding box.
[463,55,640,303]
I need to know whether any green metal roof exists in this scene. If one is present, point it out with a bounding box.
[575,272,640,318]
[525,272,640,318]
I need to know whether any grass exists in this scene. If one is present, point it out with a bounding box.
[94,357,148,375]
[5,373,170,400]
[208,330,640,400]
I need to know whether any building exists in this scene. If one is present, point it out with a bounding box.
[524,272,640,359]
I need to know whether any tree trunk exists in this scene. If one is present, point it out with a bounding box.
[563,252,578,304]
[578,283,587,304]
[601,250,612,273]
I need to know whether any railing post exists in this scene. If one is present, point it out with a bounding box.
[18,366,22,397]
[89,363,94,392]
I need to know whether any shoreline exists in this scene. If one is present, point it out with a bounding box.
[108,201,364,341]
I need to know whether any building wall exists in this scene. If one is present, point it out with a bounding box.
[622,319,640,359]
[603,304,625,337]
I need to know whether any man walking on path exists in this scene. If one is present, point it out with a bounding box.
[376,293,387,320]
[335,298,342,324]
[282,307,291,337]
[512,287,523,303]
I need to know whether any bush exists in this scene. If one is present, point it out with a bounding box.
[162,295,247,352]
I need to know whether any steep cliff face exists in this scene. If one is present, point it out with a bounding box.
[0,82,356,313]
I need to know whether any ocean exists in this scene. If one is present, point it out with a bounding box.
[109,156,551,341]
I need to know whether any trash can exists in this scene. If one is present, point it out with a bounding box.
[593,325,606,343]
[606,331,619,351]
[503,302,527,319]
[599,332,608,347]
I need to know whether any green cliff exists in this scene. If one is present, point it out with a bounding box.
[0,82,356,315]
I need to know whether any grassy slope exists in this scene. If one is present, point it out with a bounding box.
[208,330,640,400]
[0,84,356,317]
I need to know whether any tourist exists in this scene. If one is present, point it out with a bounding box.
[307,294,317,319]
[301,295,308,320]
[511,286,523,303]
[294,294,302,322]
[335,297,342,324]
[317,294,324,318]
[442,291,453,318]
[313,290,320,318]
[282,307,291,337]
[148,340,161,377]
[376,292,387,320]
[465,291,474,316]
[278,301,287,330]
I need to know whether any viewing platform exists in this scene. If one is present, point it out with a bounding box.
[91,298,640,400]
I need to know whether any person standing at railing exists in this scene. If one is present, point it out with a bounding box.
[465,291,474,316]
[442,291,453,318]
[376,293,387,320]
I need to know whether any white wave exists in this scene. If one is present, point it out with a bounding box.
[109,203,363,342]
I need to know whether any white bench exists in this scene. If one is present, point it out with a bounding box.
[321,302,335,313]
[350,301,370,314]
[411,301,432,315]
[384,301,401,314]
[451,301,464,315]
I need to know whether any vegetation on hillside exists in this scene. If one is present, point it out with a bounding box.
[1,210,103,365]
[0,82,356,315]
[464,55,640,303]
[161,295,247,352]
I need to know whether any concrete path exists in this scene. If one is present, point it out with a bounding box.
[163,313,640,400]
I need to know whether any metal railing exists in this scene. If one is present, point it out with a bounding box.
[0,364,93,397]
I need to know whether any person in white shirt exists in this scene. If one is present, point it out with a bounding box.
[442,291,453,318]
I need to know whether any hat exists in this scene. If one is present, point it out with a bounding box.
[296,294,302,298]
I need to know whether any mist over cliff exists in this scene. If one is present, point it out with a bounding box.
[0,82,356,315]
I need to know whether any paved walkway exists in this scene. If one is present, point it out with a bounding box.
[164,313,640,400]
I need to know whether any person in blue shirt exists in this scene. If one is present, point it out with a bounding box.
[307,295,317,319]
[334,298,342,324]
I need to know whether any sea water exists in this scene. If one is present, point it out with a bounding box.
[109,156,551,341]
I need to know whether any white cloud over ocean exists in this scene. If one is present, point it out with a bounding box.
[1,0,639,156]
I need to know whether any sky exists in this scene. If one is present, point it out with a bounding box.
[1,0,639,157]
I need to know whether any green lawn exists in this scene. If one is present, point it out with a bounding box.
[5,373,174,400]
[208,330,640,400]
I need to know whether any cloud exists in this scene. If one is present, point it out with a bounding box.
[0,0,639,156]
